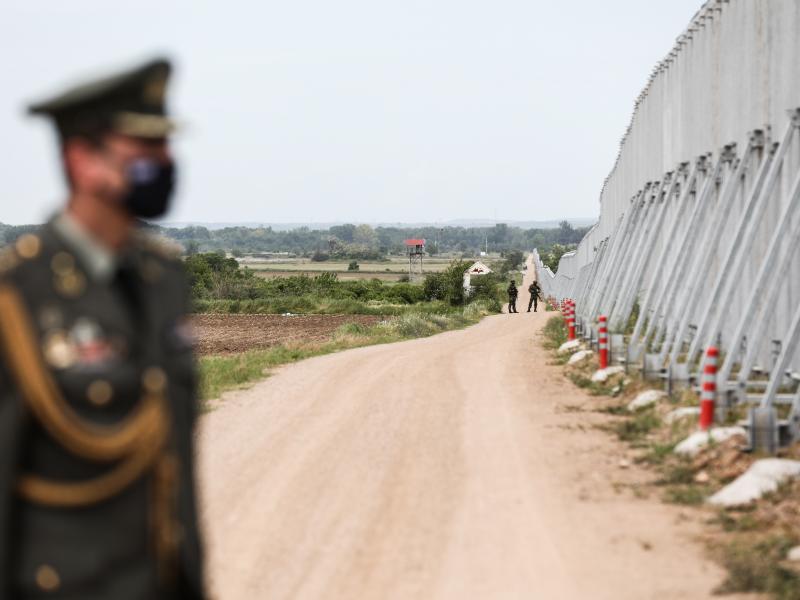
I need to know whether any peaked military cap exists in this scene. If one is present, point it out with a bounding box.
[28,57,175,139]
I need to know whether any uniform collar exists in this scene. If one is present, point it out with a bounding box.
[52,213,118,284]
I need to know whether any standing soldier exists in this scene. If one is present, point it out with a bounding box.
[0,59,205,598]
[527,280,541,312]
[507,279,519,313]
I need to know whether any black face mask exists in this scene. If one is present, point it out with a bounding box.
[121,159,176,219]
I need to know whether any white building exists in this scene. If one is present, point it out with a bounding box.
[463,261,493,294]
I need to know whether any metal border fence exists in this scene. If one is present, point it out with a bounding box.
[535,0,800,450]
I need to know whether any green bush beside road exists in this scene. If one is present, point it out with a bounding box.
[187,252,509,315]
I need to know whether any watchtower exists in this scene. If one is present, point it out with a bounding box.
[404,239,425,280]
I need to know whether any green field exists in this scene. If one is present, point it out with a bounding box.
[238,254,504,281]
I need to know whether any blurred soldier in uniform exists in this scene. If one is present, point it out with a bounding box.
[527,280,541,312]
[0,58,206,598]
[507,280,518,313]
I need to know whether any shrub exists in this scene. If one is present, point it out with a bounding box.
[423,260,470,306]
[389,314,440,338]
[470,273,504,303]
[716,535,800,598]
[335,322,372,336]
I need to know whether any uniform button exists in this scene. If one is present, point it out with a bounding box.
[87,379,114,407]
[54,270,86,299]
[35,564,61,592]
[42,330,77,370]
[15,234,41,260]
[50,251,76,276]
[142,366,168,393]
[38,306,64,331]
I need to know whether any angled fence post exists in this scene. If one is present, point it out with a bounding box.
[669,128,777,368]
[597,188,653,321]
[719,153,800,384]
[587,195,642,319]
[603,180,666,331]
[642,156,724,346]
[658,140,756,365]
[688,113,800,367]
[611,169,684,333]
[628,156,708,344]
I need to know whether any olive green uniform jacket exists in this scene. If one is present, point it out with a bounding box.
[0,220,204,599]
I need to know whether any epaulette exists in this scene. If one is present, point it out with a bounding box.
[137,231,183,262]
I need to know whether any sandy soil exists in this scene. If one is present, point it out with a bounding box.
[197,261,755,599]
[190,314,382,355]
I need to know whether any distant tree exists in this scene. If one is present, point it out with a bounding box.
[542,243,576,272]
[490,223,510,245]
[557,220,575,244]
[329,224,356,242]
[184,240,200,256]
[503,250,524,272]
[353,224,378,247]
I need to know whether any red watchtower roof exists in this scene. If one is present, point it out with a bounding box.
[404,239,426,246]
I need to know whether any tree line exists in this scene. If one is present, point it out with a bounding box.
[0,220,587,264]
[160,220,588,257]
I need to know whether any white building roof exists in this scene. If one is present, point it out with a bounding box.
[464,261,492,275]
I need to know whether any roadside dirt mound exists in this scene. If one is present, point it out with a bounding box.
[191,313,382,355]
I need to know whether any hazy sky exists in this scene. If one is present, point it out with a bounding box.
[2,1,703,225]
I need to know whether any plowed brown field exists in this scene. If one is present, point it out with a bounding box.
[190,314,382,355]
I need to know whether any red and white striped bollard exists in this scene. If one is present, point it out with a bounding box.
[567,299,576,341]
[699,346,718,431]
[598,315,608,369]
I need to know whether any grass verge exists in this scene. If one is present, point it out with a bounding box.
[542,315,568,350]
[714,535,800,599]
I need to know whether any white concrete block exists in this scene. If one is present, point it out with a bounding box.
[627,390,667,411]
[708,459,800,507]
[674,427,747,457]
[558,340,582,354]
[591,366,625,383]
[567,350,593,365]
[664,406,701,424]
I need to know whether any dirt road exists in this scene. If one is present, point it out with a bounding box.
[198,263,740,599]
